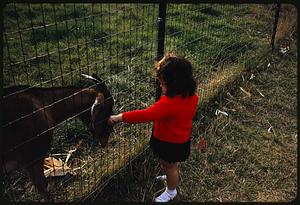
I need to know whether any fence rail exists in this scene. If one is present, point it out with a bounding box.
[2,3,276,202]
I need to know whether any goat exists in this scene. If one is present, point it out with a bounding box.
[2,74,114,201]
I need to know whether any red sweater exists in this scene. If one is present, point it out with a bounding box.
[122,94,198,143]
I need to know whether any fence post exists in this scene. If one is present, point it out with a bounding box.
[271,3,281,51]
[155,3,167,101]
[150,3,167,140]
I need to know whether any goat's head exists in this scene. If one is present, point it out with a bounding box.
[81,73,114,147]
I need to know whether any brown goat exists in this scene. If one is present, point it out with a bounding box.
[2,74,114,201]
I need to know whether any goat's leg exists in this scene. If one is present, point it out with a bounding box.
[100,124,113,147]
[26,159,53,202]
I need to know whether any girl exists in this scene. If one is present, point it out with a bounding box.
[108,53,198,202]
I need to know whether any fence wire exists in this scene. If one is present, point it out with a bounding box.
[2,3,274,202]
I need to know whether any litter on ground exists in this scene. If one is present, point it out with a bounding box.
[268,126,273,133]
[215,109,229,117]
[43,141,83,178]
[256,89,265,97]
[239,87,251,97]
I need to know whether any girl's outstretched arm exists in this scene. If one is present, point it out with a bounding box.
[108,96,170,125]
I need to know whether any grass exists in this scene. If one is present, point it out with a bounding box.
[3,3,266,87]
[2,3,296,202]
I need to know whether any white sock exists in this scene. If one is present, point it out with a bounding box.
[155,187,177,202]
[166,187,177,196]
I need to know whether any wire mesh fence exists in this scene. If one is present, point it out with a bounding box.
[2,3,275,202]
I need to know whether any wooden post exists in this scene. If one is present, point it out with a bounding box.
[271,4,281,51]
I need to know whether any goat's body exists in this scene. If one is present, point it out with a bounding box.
[2,82,113,201]
[3,87,56,200]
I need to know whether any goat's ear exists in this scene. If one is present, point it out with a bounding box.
[92,73,103,83]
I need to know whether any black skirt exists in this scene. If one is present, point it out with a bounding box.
[149,136,191,163]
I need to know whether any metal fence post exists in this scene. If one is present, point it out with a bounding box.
[155,3,167,101]
[151,3,167,140]
[271,3,281,51]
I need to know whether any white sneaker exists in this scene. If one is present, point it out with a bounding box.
[155,187,177,202]
[155,175,167,181]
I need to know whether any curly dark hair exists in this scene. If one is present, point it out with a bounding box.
[156,53,197,98]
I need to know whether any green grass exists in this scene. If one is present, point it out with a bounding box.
[3,3,271,87]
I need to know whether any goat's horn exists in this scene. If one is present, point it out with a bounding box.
[81,74,101,83]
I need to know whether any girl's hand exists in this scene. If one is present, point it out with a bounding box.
[108,114,123,125]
